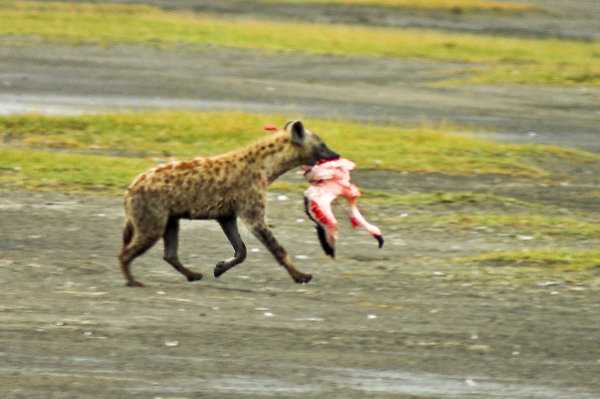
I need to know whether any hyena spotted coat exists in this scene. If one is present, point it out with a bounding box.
[118,121,339,287]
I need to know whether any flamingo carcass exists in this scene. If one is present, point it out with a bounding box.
[303,158,384,257]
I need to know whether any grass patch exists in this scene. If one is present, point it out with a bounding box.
[447,249,600,285]
[0,148,153,193]
[461,249,600,274]
[225,0,543,13]
[0,145,544,207]
[0,1,598,84]
[0,111,277,158]
[2,110,599,194]
[385,213,600,240]
[3,111,599,179]
[418,214,600,238]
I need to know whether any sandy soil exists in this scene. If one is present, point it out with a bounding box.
[1,1,600,398]
[1,180,600,398]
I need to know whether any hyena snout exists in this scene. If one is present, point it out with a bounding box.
[315,142,340,163]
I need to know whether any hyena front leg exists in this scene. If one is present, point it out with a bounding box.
[163,217,203,282]
[250,221,312,284]
[214,215,247,278]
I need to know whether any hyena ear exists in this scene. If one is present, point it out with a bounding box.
[286,120,306,145]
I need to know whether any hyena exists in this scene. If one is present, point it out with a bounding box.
[118,120,339,287]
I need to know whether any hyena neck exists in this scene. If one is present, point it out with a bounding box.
[267,158,301,184]
[240,133,304,184]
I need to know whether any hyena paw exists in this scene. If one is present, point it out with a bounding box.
[214,261,226,278]
[126,280,146,288]
[186,272,203,282]
[294,273,313,284]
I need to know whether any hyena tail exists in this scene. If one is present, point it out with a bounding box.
[123,220,134,247]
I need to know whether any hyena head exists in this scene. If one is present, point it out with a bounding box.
[285,120,339,165]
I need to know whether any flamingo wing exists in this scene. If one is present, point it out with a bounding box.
[304,188,338,258]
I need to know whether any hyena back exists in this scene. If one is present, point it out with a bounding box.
[118,121,339,287]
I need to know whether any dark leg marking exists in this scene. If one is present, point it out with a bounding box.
[163,217,203,282]
[214,215,247,278]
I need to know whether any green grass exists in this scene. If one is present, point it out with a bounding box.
[0,147,153,193]
[0,1,598,84]
[1,111,273,158]
[3,111,599,179]
[446,249,600,285]
[0,145,544,200]
[224,0,543,13]
[420,214,600,238]
[1,110,599,194]
[462,249,600,274]
[383,213,600,239]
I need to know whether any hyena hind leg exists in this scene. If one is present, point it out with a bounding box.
[214,215,247,278]
[118,225,161,287]
[163,217,203,282]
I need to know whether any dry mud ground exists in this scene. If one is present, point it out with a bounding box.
[1,172,600,399]
[1,0,600,398]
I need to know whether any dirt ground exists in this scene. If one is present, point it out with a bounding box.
[1,1,600,398]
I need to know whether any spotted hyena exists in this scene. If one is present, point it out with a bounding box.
[118,121,339,287]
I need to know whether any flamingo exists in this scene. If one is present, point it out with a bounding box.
[302,158,384,257]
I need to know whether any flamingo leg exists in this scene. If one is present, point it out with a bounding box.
[345,198,384,248]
